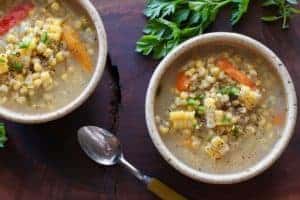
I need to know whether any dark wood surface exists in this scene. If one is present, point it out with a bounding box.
[0,0,300,199]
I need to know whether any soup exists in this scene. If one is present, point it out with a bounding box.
[0,0,97,114]
[155,46,286,174]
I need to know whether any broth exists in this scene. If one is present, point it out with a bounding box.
[155,45,286,174]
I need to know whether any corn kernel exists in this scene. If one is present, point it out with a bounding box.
[55,51,64,62]
[51,2,60,11]
[33,79,42,88]
[61,73,68,81]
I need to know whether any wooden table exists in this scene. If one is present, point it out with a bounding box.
[0,0,300,199]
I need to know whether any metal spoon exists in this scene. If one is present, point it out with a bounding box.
[78,126,187,200]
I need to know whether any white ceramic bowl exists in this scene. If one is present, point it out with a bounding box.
[0,0,107,124]
[145,32,297,184]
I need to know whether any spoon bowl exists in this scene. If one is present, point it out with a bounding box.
[78,126,121,166]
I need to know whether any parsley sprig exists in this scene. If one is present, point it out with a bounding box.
[261,0,300,29]
[0,123,7,148]
[136,0,300,59]
[136,0,250,59]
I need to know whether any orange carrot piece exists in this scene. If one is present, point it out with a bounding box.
[62,25,92,72]
[216,58,256,89]
[273,112,285,125]
[176,72,190,91]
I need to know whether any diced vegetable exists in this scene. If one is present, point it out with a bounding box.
[231,125,241,138]
[215,110,234,126]
[195,94,205,101]
[239,85,261,110]
[204,136,229,159]
[45,18,63,41]
[40,32,48,44]
[197,106,205,115]
[11,61,23,72]
[272,112,285,125]
[62,24,93,72]
[169,111,196,129]
[0,54,9,74]
[204,97,217,128]
[216,58,256,89]
[176,72,190,91]
[186,98,199,106]
[219,86,240,97]
[19,38,32,49]
[204,97,216,110]
[0,3,34,36]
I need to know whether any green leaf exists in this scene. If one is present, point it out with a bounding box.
[136,35,160,55]
[137,0,299,59]
[156,18,181,38]
[289,7,300,14]
[231,0,250,25]
[172,8,190,24]
[286,0,298,5]
[143,19,170,38]
[261,15,282,21]
[262,0,277,7]
[261,0,300,29]
[188,1,206,11]
[0,58,5,63]
[180,26,200,38]
[187,11,201,26]
[0,123,7,148]
[144,0,181,19]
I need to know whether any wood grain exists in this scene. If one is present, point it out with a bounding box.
[0,0,299,199]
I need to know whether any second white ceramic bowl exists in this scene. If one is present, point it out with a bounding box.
[145,32,297,184]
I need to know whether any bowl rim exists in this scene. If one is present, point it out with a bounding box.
[0,0,108,124]
[145,32,297,184]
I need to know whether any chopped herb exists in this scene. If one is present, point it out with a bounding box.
[11,61,23,71]
[187,98,199,106]
[0,123,7,148]
[232,125,241,138]
[195,94,205,101]
[41,32,48,44]
[222,115,232,125]
[19,38,32,49]
[0,58,5,63]
[219,86,240,97]
[10,51,20,57]
[197,105,206,114]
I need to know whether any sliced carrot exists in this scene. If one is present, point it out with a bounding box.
[272,112,285,125]
[176,72,190,91]
[216,58,256,89]
[62,24,92,72]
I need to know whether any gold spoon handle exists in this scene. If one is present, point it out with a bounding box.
[119,156,187,200]
[147,178,188,200]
